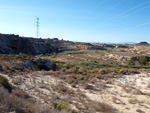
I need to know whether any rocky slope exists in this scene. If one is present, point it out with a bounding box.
[0,33,109,55]
[0,34,57,55]
[0,34,77,55]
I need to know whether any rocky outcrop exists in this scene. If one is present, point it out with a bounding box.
[0,34,56,55]
[15,58,59,71]
[0,34,35,54]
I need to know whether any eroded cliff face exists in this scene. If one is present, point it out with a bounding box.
[0,34,54,55]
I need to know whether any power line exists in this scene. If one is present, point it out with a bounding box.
[124,4,150,17]
[86,0,106,15]
[101,4,150,27]
[92,0,150,30]
[97,0,125,18]
[121,22,150,32]
[92,0,125,21]
[102,0,150,25]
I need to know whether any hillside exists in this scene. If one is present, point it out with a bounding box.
[0,34,56,54]
[0,34,106,55]
[0,34,80,55]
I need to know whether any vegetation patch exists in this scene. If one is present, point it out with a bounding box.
[51,101,77,113]
[15,53,30,59]
[117,45,128,48]
[0,76,12,92]
[128,56,150,65]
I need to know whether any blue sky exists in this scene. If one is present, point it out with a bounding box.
[0,0,150,43]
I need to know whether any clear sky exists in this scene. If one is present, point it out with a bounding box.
[0,0,150,43]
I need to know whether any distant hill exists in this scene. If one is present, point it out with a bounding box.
[118,42,137,45]
[91,42,136,45]
[137,41,149,45]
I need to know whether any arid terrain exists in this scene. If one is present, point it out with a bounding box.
[0,36,150,113]
[1,0,150,112]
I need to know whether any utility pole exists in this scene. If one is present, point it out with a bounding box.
[36,17,40,38]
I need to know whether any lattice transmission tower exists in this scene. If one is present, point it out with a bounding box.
[36,17,40,38]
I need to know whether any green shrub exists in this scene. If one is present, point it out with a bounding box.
[139,56,148,65]
[118,69,127,75]
[0,76,11,91]
[60,51,86,55]
[45,42,52,46]
[45,42,54,51]
[15,53,29,59]
[128,56,137,65]
[128,56,149,66]
[117,45,128,48]
[51,101,70,111]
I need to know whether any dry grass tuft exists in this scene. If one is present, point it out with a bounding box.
[136,109,145,113]
[122,85,145,95]
[52,84,74,95]
[0,87,69,113]
[128,99,143,104]
[89,102,117,113]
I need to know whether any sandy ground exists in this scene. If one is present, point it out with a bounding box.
[1,72,150,113]
[83,73,150,113]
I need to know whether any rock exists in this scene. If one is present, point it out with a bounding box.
[114,100,121,104]
[15,58,59,71]
[0,34,36,54]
